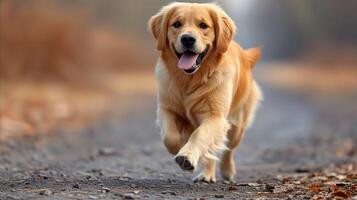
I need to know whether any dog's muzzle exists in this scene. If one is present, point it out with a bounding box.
[174,45,210,75]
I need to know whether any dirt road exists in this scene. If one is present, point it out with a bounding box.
[0,76,356,199]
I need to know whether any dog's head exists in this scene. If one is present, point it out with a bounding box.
[149,3,236,74]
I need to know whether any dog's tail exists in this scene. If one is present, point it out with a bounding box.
[245,47,261,69]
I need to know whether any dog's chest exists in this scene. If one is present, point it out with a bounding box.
[157,64,222,125]
[170,85,211,126]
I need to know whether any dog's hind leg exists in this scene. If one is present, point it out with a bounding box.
[221,83,262,181]
[220,125,243,182]
[194,159,217,183]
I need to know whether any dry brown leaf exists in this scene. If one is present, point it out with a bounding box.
[310,183,321,193]
[334,190,351,198]
[312,195,324,200]
[329,184,339,193]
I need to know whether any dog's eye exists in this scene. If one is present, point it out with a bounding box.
[172,21,182,28]
[199,22,208,29]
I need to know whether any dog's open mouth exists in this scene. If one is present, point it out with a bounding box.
[174,46,209,74]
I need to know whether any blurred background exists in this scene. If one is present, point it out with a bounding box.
[0,1,356,199]
[1,0,356,140]
[1,0,357,144]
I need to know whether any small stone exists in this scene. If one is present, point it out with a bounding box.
[223,180,231,184]
[97,148,117,156]
[214,194,224,198]
[335,182,350,187]
[90,168,103,174]
[265,184,275,192]
[167,178,176,183]
[248,183,260,187]
[119,176,131,181]
[295,168,310,173]
[72,183,80,189]
[236,183,249,186]
[88,195,98,200]
[5,194,21,200]
[161,191,176,195]
[122,193,136,199]
[228,185,238,191]
[101,187,110,193]
[87,175,98,181]
[48,170,57,176]
[39,189,53,195]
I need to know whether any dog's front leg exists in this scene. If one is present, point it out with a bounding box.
[159,108,184,155]
[194,159,217,183]
[174,115,230,171]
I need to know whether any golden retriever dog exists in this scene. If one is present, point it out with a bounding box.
[149,2,262,182]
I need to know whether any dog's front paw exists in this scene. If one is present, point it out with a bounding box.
[175,144,199,171]
[194,171,216,183]
[174,155,194,171]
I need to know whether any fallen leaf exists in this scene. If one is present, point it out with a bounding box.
[228,185,238,191]
[329,184,339,193]
[310,183,321,193]
[334,190,351,198]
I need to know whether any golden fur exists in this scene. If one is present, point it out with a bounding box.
[149,2,262,182]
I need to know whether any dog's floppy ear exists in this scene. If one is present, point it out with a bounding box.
[245,47,261,68]
[148,4,176,51]
[210,6,237,54]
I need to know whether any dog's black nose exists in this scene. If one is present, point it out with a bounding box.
[181,34,196,48]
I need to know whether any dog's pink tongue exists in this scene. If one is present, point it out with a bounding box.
[178,53,199,70]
